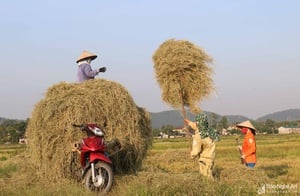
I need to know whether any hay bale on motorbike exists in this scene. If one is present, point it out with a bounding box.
[25,79,152,181]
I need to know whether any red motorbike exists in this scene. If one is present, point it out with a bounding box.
[71,123,114,194]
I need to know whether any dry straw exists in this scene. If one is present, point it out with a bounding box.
[25,79,152,182]
[152,39,214,116]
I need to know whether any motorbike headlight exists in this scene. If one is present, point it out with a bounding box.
[93,127,104,136]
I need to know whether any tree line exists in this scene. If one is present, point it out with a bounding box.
[1,117,299,144]
[0,119,28,144]
[152,116,300,137]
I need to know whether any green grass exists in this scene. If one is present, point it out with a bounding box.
[0,145,26,164]
[0,163,17,178]
[0,134,300,195]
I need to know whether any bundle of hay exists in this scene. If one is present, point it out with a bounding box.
[152,39,214,115]
[219,166,269,190]
[25,79,152,181]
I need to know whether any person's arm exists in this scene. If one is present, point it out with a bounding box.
[184,119,198,131]
[82,64,99,77]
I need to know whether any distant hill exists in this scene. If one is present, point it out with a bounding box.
[224,115,250,124]
[150,110,250,128]
[150,108,300,128]
[150,110,193,128]
[256,109,300,122]
[2,108,300,128]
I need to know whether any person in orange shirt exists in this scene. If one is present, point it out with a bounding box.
[236,120,257,168]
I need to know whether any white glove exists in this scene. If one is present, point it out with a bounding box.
[237,145,242,151]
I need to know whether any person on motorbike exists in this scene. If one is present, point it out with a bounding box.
[76,50,106,83]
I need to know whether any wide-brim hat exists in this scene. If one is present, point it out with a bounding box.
[236,120,256,131]
[76,50,97,63]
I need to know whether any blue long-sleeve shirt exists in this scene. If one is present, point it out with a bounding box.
[77,63,99,83]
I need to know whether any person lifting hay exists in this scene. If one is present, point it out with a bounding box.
[153,39,218,178]
[76,50,107,83]
[184,113,219,178]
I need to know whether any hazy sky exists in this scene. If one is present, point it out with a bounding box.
[1,1,299,120]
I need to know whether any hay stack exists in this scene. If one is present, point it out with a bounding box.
[152,39,214,115]
[219,166,269,190]
[25,79,152,181]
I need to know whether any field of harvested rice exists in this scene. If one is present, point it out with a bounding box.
[0,134,299,195]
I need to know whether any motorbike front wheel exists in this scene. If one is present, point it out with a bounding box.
[83,162,113,194]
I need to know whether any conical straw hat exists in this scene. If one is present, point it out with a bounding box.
[237,120,256,131]
[76,50,97,63]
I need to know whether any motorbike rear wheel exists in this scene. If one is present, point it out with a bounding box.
[83,162,113,194]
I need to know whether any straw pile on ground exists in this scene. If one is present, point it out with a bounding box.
[25,79,152,181]
[219,166,269,191]
[152,39,214,114]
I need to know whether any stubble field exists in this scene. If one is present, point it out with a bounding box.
[0,134,299,195]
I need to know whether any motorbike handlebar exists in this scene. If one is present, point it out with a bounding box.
[72,124,85,130]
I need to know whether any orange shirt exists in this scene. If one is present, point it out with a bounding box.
[242,130,257,163]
